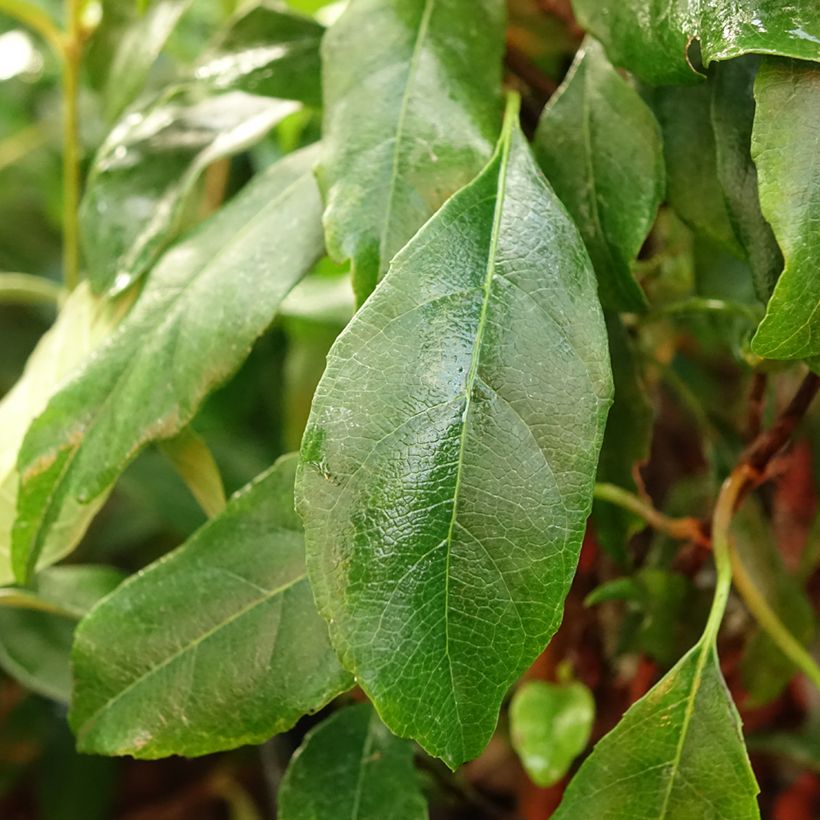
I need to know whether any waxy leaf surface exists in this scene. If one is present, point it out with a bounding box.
[751,58,820,361]
[279,704,427,820]
[70,456,351,758]
[13,146,324,583]
[318,0,505,303]
[572,0,820,85]
[535,37,661,312]
[195,0,324,107]
[555,640,760,818]
[81,89,299,295]
[298,100,612,767]
[0,284,130,583]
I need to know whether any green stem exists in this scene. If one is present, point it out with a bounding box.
[0,272,64,307]
[730,538,820,689]
[61,0,82,290]
[0,0,65,58]
[0,124,48,173]
[593,483,705,543]
[652,297,763,323]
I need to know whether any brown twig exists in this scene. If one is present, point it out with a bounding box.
[504,43,558,101]
[745,372,767,440]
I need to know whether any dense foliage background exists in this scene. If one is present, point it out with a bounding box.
[0,0,818,818]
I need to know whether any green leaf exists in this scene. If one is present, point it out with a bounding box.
[710,57,782,302]
[572,0,820,85]
[278,704,427,820]
[593,313,654,565]
[13,146,325,583]
[0,565,123,703]
[318,0,506,303]
[554,639,760,818]
[159,427,226,519]
[69,455,352,758]
[534,38,661,312]
[297,96,612,767]
[650,83,744,257]
[88,0,194,122]
[81,89,299,295]
[510,680,594,788]
[734,502,815,706]
[751,58,820,361]
[0,283,130,583]
[194,1,324,107]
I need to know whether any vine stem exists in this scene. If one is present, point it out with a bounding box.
[62,0,83,291]
[0,0,65,58]
[592,483,707,545]
[0,272,63,306]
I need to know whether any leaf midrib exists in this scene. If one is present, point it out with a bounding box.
[438,104,515,755]
[377,0,436,276]
[76,564,306,742]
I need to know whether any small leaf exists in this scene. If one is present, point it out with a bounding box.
[159,427,226,519]
[510,680,594,788]
[0,565,123,703]
[572,0,820,86]
[554,640,760,818]
[14,146,324,583]
[70,455,352,758]
[710,56,782,302]
[194,1,324,106]
[0,283,130,582]
[534,37,662,312]
[318,0,506,303]
[88,0,194,122]
[298,96,612,767]
[81,89,299,295]
[278,704,427,820]
[650,83,744,257]
[751,58,820,361]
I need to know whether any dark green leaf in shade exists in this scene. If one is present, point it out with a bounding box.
[0,284,132,584]
[81,89,299,295]
[87,0,194,122]
[750,58,820,361]
[649,83,744,258]
[710,57,782,302]
[278,703,428,820]
[69,456,352,758]
[534,38,661,312]
[554,640,760,818]
[0,565,123,703]
[297,96,612,767]
[734,502,815,706]
[194,1,324,107]
[572,0,820,86]
[509,680,594,788]
[13,146,324,583]
[318,0,506,304]
[592,313,654,566]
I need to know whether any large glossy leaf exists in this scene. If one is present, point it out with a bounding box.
[70,455,351,758]
[81,89,299,295]
[510,679,595,788]
[751,58,820,361]
[534,37,660,312]
[297,97,612,767]
[0,284,130,583]
[194,0,324,107]
[710,56,782,302]
[572,0,820,85]
[13,146,325,583]
[278,704,427,820]
[650,83,744,257]
[318,0,506,303]
[0,565,123,702]
[88,0,194,122]
[554,639,760,818]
